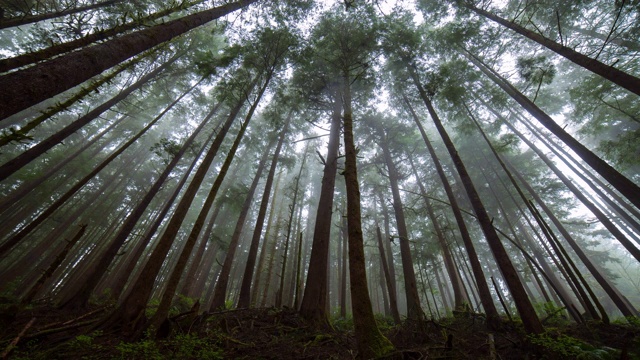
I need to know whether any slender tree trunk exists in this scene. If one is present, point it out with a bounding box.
[0,113,128,216]
[148,93,260,332]
[300,91,342,326]
[0,56,136,148]
[567,25,640,52]
[376,225,401,323]
[376,127,423,320]
[401,92,501,327]
[408,68,543,334]
[519,114,640,235]
[377,192,399,311]
[408,156,467,308]
[342,77,394,358]
[260,206,285,307]
[179,202,221,298]
[0,0,259,120]
[251,174,282,305]
[103,78,256,336]
[503,111,640,262]
[21,225,87,303]
[0,0,206,73]
[0,0,120,29]
[467,106,604,321]
[238,116,289,308]
[339,215,348,318]
[209,108,276,310]
[58,78,207,307]
[0,53,178,181]
[464,3,640,96]
[0,81,184,259]
[110,123,218,301]
[464,50,640,211]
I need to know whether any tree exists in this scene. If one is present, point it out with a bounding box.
[0,0,259,120]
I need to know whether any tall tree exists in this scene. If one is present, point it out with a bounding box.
[0,0,259,120]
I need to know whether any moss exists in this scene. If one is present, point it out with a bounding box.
[363,327,395,358]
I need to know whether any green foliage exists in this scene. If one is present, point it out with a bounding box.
[116,338,164,360]
[529,331,621,359]
[374,313,396,332]
[516,55,556,86]
[146,298,161,318]
[166,333,224,360]
[150,137,181,164]
[612,316,640,327]
[535,302,571,326]
[330,314,354,332]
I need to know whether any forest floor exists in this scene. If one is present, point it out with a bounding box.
[1,301,639,359]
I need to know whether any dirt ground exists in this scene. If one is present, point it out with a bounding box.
[1,303,638,359]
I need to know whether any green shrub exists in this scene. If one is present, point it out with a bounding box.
[529,331,620,359]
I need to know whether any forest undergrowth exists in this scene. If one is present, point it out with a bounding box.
[1,298,638,359]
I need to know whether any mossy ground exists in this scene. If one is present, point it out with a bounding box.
[1,302,638,359]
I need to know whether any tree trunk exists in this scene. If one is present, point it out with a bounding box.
[376,225,401,324]
[260,205,285,307]
[502,111,640,262]
[342,77,394,358]
[401,92,501,327]
[0,113,128,216]
[299,90,342,326]
[148,92,261,332]
[408,68,543,334]
[0,0,258,120]
[109,122,218,301]
[567,25,640,53]
[467,106,604,321]
[58,78,208,306]
[376,126,423,320]
[0,0,205,73]
[21,225,87,303]
[238,116,289,308]
[0,53,178,181]
[377,192,399,312]
[464,3,640,96]
[178,202,221,298]
[0,0,121,29]
[0,79,186,259]
[102,78,256,336]
[209,108,275,310]
[251,174,282,305]
[339,215,348,318]
[408,156,468,309]
[0,56,136,148]
[463,49,640,211]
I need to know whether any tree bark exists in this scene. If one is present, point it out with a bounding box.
[401,92,501,327]
[408,68,544,334]
[0,0,259,120]
[463,49,640,211]
[464,3,640,96]
[342,77,394,358]
[299,90,342,326]
[0,0,121,29]
[376,126,423,320]
[239,117,289,308]
[0,53,178,181]
[102,78,256,336]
